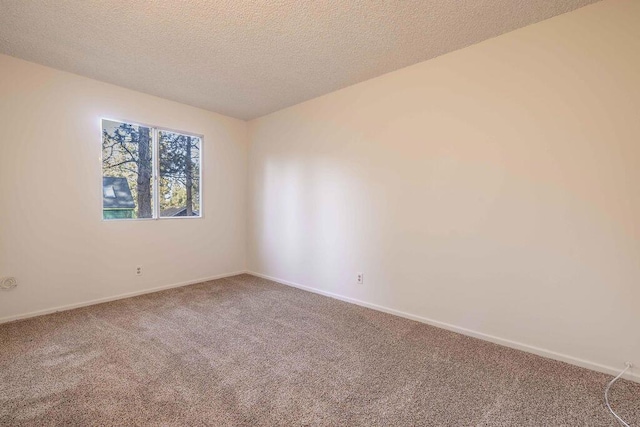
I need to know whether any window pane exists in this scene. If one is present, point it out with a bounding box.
[158,130,201,217]
[102,119,154,220]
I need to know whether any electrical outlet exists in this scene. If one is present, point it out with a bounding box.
[357,272,364,284]
[136,266,143,276]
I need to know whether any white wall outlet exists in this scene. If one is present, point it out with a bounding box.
[357,272,364,284]
[136,266,143,276]
[0,277,17,290]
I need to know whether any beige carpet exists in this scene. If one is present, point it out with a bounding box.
[1,274,638,426]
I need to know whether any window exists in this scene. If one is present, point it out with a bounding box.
[101,119,202,220]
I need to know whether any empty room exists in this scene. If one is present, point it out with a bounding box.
[1,0,638,425]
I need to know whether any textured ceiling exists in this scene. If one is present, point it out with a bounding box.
[0,0,598,120]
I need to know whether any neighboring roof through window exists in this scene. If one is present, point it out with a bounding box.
[102,177,135,209]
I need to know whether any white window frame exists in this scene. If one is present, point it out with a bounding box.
[100,118,204,221]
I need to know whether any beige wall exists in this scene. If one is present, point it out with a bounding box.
[0,54,247,321]
[247,0,640,380]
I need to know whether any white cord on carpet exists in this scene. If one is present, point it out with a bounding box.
[605,363,633,427]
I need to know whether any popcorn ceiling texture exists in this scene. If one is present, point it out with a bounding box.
[0,0,598,120]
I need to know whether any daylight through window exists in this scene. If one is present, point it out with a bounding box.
[101,119,202,220]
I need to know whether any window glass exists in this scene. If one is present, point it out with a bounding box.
[158,130,201,218]
[102,119,154,220]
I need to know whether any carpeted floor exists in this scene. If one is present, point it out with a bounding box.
[1,274,638,426]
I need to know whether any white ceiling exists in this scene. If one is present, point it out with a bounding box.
[0,0,598,120]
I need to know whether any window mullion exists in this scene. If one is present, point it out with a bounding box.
[152,127,160,219]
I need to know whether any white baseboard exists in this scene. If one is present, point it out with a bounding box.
[248,271,639,383]
[0,270,247,325]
